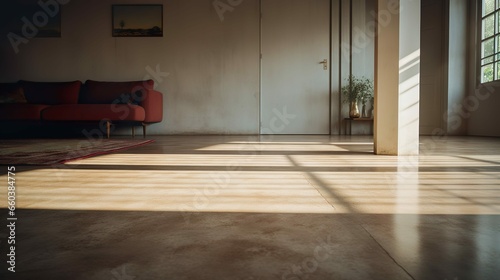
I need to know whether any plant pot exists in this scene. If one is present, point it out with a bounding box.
[349,101,360,119]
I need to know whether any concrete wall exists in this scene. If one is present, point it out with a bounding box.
[3,0,483,137]
[331,0,342,134]
[445,0,469,135]
[467,0,500,137]
[468,85,500,137]
[0,0,381,136]
[337,0,376,135]
[0,0,260,135]
[419,0,499,137]
[420,0,446,135]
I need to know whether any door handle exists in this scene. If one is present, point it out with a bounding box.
[320,59,328,70]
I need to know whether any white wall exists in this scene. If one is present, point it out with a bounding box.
[420,0,500,137]
[446,0,468,135]
[420,0,445,135]
[468,91,500,137]
[2,0,436,137]
[337,0,375,135]
[0,0,260,135]
[331,0,341,134]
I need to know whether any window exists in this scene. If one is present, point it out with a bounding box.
[480,0,500,83]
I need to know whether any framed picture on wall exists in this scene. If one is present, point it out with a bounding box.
[112,4,163,37]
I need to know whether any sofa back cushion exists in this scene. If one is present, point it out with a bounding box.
[20,80,82,105]
[81,80,154,104]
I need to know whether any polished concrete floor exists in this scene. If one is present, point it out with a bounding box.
[0,135,499,279]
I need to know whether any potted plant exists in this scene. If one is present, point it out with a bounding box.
[341,75,373,119]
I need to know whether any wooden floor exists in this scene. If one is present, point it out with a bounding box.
[0,135,499,279]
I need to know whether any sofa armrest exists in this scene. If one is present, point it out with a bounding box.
[141,89,163,123]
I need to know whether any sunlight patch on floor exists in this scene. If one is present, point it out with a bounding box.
[2,166,499,215]
[2,136,499,215]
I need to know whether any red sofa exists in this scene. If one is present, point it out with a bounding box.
[0,80,163,138]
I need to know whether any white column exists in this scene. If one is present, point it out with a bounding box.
[374,0,421,155]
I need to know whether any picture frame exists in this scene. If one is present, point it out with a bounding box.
[112,4,163,37]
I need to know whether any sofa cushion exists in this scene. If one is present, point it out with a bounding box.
[20,80,82,105]
[41,104,146,122]
[81,80,154,104]
[0,87,27,103]
[0,104,49,120]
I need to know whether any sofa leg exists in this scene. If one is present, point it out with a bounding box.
[132,126,135,138]
[106,121,111,139]
[142,123,147,138]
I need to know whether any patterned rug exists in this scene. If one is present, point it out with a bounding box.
[0,139,154,165]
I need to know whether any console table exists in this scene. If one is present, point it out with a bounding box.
[344,118,374,135]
